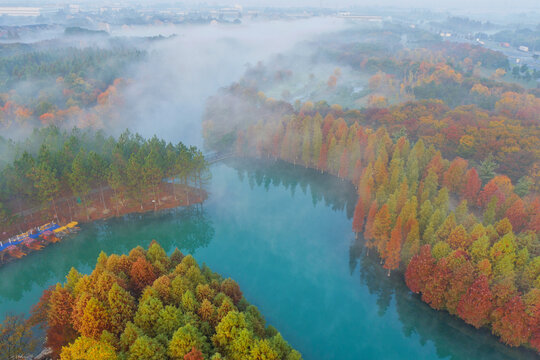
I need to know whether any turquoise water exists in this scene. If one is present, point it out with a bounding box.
[0,159,537,359]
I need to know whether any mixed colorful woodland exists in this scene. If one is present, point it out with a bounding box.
[0,42,143,132]
[202,29,540,351]
[1,22,540,357]
[25,242,301,359]
[206,90,540,349]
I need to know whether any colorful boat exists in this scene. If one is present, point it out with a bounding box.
[23,237,44,250]
[53,226,67,234]
[5,245,26,259]
[28,223,60,239]
[1,221,72,254]
[41,230,60,243]
[0,237,25,252]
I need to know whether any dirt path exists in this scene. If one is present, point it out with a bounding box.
[1,183,206,242]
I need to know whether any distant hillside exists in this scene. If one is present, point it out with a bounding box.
[64,27,109,37]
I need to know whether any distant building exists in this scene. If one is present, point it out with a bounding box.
[246,10,259,19]
[0,6,60,17]
[97,22,110,33]
[219,8,241,19]
[68,5,80,14]
[336,13,383,21]
[99,7,123,13]
[0,7,40,16]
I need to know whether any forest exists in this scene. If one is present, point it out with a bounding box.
[0,42,144,133]
[207,27,540,186]
[1,12,539,360]
[0,126,209,241]
[0,242,301,359]
[202,26,540,350]
[205,92,540,349]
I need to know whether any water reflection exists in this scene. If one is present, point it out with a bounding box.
[351,239,539,360]
[227,158,357,219]
[0,206,214,303]
[226,158,540,358]
[1,159,538,359]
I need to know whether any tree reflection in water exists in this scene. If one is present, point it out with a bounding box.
[0,205,214,303]
[228,158,357,219]
[351,238,538,360]
[230,158,539,359]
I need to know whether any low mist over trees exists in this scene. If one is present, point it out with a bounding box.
[205,84,540,349]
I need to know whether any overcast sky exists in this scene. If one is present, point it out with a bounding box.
[175,0,540,10]
[5,0,539,12]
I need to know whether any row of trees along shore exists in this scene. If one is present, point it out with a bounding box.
[233,109,540,350]
[0,126,209,227]
[25,242,302,360]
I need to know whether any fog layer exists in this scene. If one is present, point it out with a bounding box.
[115,18,348,148]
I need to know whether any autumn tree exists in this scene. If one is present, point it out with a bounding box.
[447,225,469,250]
[169,324,208,359]
[384,216,402,275]
[373,204,392,260]
[405,245,435,294]
[401,218,420,265]
[0,315,37,360]
[129,335,166,360]
[108,283,136,335]
[443,157,468,193]
[130,257,157,294]
[492,295,532,347]
[60,336,118,360]
[422,258,451,310]
[457,275,493,328]
[221,279,243,305]
[46,284,77,357]
[364,200,378,253]
[462,168,481,204]
[338,149,349,179]
[317,143,328,172]
[505,198,527,233]
[78,297,111,339]
[184,347,204,360]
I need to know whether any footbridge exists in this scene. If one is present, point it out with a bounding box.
[204,151,234,164]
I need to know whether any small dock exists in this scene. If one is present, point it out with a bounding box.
[0,221,79,264]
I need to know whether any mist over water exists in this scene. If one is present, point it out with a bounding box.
[114,18,348,147]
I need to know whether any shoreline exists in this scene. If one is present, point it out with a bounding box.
[230,155,539,356]
[0,182,207,267]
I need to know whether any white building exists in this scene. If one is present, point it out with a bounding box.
[0,7,41,16]
[0,6,60,17]
[68,5,80,14]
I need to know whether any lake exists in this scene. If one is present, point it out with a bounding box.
[0,159,536,360]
